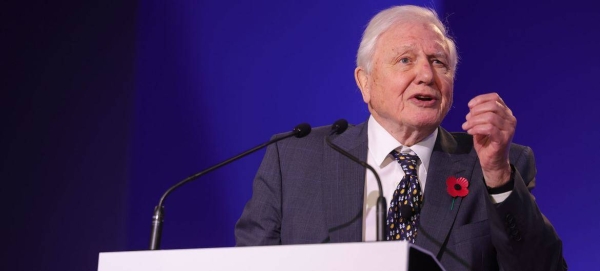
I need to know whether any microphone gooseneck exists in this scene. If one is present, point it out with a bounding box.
[149,122,312,250]
[325,119,387,241]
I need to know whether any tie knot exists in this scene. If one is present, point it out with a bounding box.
[390,150,420,176]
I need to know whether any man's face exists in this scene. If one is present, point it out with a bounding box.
[356,21,454,133]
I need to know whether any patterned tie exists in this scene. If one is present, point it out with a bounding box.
[387,150,423,243]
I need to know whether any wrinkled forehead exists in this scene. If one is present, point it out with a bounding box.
[377,21,450,56]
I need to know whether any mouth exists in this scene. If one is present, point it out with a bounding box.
[415,95,434,102]
[411,94,437,102]
[408,93,440,108]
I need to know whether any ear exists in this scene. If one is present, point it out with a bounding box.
[354,66,371,104]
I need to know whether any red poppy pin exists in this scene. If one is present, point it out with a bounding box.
[446,176,469,210]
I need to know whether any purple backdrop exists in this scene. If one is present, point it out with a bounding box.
[3,0,599,270]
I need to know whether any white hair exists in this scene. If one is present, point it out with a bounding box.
[356,5,458,73]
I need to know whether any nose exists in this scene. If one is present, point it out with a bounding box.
[414,60,434,85]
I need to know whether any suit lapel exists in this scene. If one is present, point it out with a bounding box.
[321,121,368,243]
[416,128,478,257]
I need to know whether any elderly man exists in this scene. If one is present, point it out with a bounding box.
[235,5,565,271]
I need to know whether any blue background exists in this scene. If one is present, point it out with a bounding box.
[2,0,599,270]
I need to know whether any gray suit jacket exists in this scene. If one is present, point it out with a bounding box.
[235,121,566,271]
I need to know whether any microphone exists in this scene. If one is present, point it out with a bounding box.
[149,123,312,250]
[325,119,387,241]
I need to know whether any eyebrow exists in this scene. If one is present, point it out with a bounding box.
[432,51,448,59]
[392,44,447,58]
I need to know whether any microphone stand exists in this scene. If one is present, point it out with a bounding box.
[325,119,387,241]
[149,123,311,250]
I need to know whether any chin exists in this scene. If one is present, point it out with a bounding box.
[412,123,440,131]
[407,113,442,128]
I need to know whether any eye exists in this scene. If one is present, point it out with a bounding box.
[432,59,447,67]
[399,57,411,64]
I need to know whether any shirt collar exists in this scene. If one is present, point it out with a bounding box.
[367,115,438,171]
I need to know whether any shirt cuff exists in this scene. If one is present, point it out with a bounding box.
[485,164,516,204]
[490,191,512,204]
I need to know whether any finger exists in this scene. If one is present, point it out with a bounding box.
[463,111,512,132]
[463,118,515,136]
[467,92,506,109]
[466,100,513,120]
[464,123,507,140]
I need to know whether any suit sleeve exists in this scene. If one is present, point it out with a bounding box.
[486,146,567,271]
[234,136,283,246]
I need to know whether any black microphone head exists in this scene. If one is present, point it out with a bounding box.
[399,204,414,221]
[331,119,349,135]
[293,123,312,138]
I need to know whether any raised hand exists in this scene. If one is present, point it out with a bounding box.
[461,93,516,188]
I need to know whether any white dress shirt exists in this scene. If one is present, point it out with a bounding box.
[361,116,511,241]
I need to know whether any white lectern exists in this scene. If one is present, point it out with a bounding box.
[98,241,445,271]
